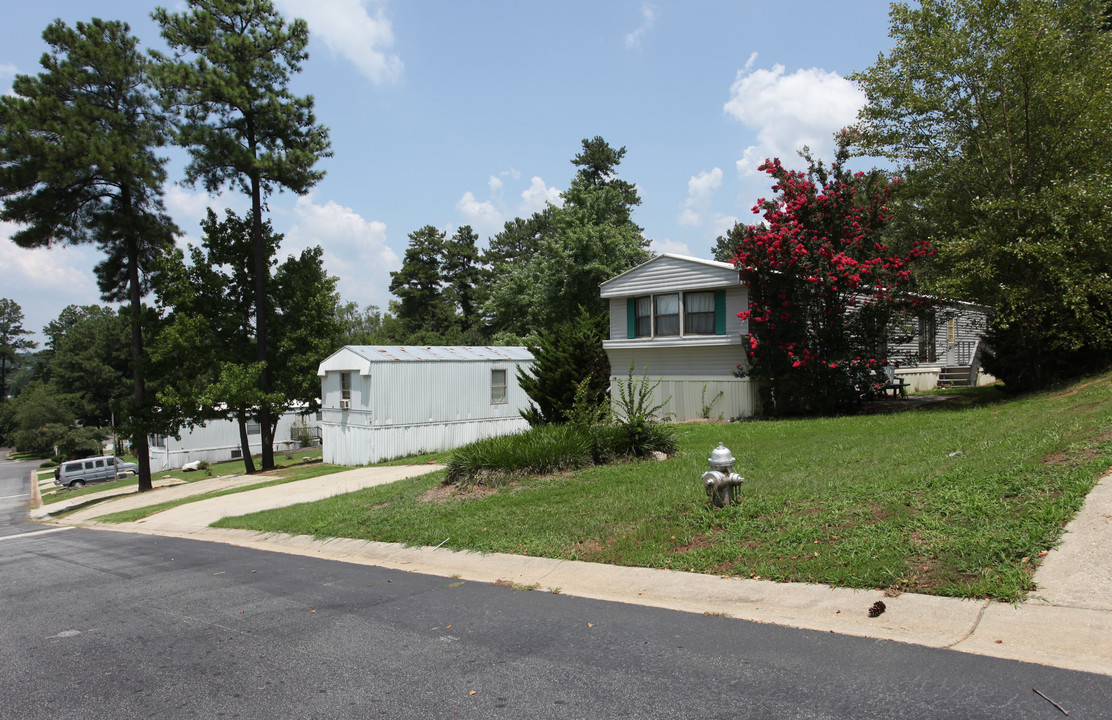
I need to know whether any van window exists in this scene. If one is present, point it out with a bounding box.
[95,459,105,468]
[65,462,82,472]
[84,461,95,470]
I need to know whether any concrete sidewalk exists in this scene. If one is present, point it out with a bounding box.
[42,464,1112,677]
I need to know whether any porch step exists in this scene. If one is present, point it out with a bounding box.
[938,366,972,388]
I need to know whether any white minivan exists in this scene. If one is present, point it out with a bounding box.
[53,456,139,488]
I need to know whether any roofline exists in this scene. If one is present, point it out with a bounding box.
[598,253,738,290]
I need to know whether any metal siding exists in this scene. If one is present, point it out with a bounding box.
[600,255,740,298]
[608,375,757,422]
[318,348,535,465]
[607,344,746,376]
[148,410,315,472]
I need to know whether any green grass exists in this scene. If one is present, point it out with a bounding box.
[216,373,1112,601]
[40,448,324,506]
[93,462,346,523]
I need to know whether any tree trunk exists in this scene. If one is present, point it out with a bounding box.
[125,212,153,493]
[236,408,256,475]
[250,168,275,471]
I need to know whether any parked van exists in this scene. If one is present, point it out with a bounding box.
[53,456,139,488]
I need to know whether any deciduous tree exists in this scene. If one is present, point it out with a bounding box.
[851,0,1112,390]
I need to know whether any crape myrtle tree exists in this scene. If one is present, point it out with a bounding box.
[851,0,1112,390]
[153,0,332,470]
[0,19,176,490]
[730,137,932,416]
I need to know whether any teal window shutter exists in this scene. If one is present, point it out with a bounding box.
[715,290,726,335]
[626,298,636,339]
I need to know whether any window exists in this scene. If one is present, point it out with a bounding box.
[84,461,95,470]
[684,292,716,334]
[633,296,652,337]
[491,369,507,404]
[627,290,725,339]
[340,372,352,402]
[150,434,166,448]
[246,420,261,435]
[654,294,679,336]
[94,459,105,468]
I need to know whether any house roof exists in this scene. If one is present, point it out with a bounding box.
[345,345,532,362]
[318,345,533,376]
[599,253,742,298]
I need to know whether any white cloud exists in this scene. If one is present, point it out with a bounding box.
[453,174,563,239]
[275,0,403,84]
[520,176,562,214]
[1,225,103,341]
[724,58,865,177]
[456,191,503,234]
[1,63,18,95]
[625,3,658,49]
[281,195,399,309]
[650,237,692,257]
[677,167,723,227]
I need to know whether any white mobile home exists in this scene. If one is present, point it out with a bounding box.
[148,409,319,472]
[600,254,758,421]
[317,346,534,465]
[600,253,994,419]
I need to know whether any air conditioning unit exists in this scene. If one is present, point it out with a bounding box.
[340,399,351,410]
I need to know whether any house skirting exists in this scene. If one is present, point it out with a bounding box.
[321,415,530,466]
[609,375,758,422]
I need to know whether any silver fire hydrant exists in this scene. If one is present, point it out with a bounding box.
[703,442,745,507]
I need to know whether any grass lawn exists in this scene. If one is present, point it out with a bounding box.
[212,373,1112,601]
[40,448,324,506]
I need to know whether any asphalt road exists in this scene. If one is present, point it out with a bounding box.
[3,454,1112,718]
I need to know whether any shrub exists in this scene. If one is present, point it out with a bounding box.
[612,362,676,457]
[445,424,594,486]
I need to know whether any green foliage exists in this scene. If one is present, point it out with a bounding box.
[730,139,929,416]
[484,137,651,336]
[0,299,35,403]
[220,373,1112,601]
[852,0,1112,390]
[154,0,332,471]
[612,362,677,457]
[445,425,595,486]
[0,18,176,490]
[518,309,610,426]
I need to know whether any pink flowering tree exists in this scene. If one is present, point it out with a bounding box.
[726,135,933,416]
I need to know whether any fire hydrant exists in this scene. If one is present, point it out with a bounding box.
[703,442,745,507]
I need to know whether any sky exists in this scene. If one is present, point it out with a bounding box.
[1,0,897,344]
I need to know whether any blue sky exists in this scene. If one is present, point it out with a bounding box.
[2,1,895,343]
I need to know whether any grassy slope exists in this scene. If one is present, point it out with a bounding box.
[214,374,1112,601]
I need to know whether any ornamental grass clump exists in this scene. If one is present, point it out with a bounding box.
[445,424,594,487]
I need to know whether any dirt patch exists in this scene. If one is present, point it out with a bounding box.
[418,483,498,504]
[1041,429,1112,466]
[675,532,718,553]
[1056,376,1111,397]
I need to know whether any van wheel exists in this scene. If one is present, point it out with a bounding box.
[70,480,85,489]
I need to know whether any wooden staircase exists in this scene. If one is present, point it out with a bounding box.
[938,366,972,388]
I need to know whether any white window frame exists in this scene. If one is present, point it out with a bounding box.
[491,368,507,404]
